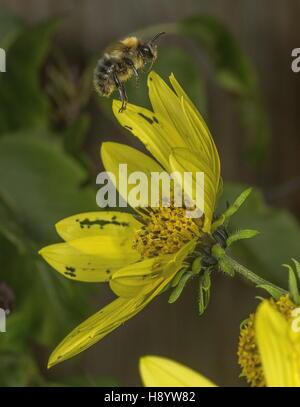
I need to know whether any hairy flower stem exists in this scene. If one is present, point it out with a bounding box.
[223,254,287,296]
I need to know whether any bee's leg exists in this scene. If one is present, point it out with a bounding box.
[113,72,128,113]
[124,58,139,87]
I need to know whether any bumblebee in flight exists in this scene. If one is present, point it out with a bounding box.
[93,32,165,112]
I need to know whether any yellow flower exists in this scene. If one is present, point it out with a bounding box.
[239,296,300,387]
[140,300,300,387]
[39,71,221,368]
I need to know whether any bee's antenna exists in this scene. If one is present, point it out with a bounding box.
[149,32,166,45]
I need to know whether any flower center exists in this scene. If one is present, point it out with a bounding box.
[238,295,295,387]
[133,206,203,258]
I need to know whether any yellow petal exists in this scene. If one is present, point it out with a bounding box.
[169,72,198,111]
[169,148,218,231]
[110,239,196,298]
[112,100,186,171]
[55,211,141,242]
[39,235,140,282]
[101,142,163,207]
[181,98,220,178]
[101,141,163,176]
[139,356,216,387]
[148,71,192,148]
[49,273,172,367]
[109,256,173,298]
[169,73,220,178]
[255,301,300,387]
[48,241,196,367]
[48,295,145,367]
[148,72,220,189]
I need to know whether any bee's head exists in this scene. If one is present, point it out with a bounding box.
[139,43,157,62]
[138,32,165,62]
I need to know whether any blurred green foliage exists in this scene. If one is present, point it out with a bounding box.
[0,16,56,133]
[0,10,106,386]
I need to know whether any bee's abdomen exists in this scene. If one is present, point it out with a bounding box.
[93,57,115,96]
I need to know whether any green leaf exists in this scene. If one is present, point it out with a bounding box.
[0,18,59,134]
[0,190,30,254]
[181,15,256,93]
[0,351,42,386]
[63,114,95,180]
[0,134,98,345]
[217,184,300,289]
[0,135,97,244]
[63,114,90,154]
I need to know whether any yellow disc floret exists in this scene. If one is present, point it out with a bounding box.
[238,294,295,387]
[133,206,203,258]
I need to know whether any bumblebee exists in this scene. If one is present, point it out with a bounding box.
[94,32,165,112]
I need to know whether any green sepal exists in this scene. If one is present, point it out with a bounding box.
[192,256,202,274]
[198,270,211,315]
[222,187,252,220]
[256,284,282,301]
[255,296,266,302]
[171,266,188,288]
[168,271,193,304]
[210,244,234,276]
[292,258,300,281]
[239,317,250,330]
[211,243,225,260]
[226,229,259,247]
[211,214,225,233]
[212,187,252,230]
[283,263,300,305]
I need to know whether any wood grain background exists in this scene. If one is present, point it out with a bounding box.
[1,0,300,386]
